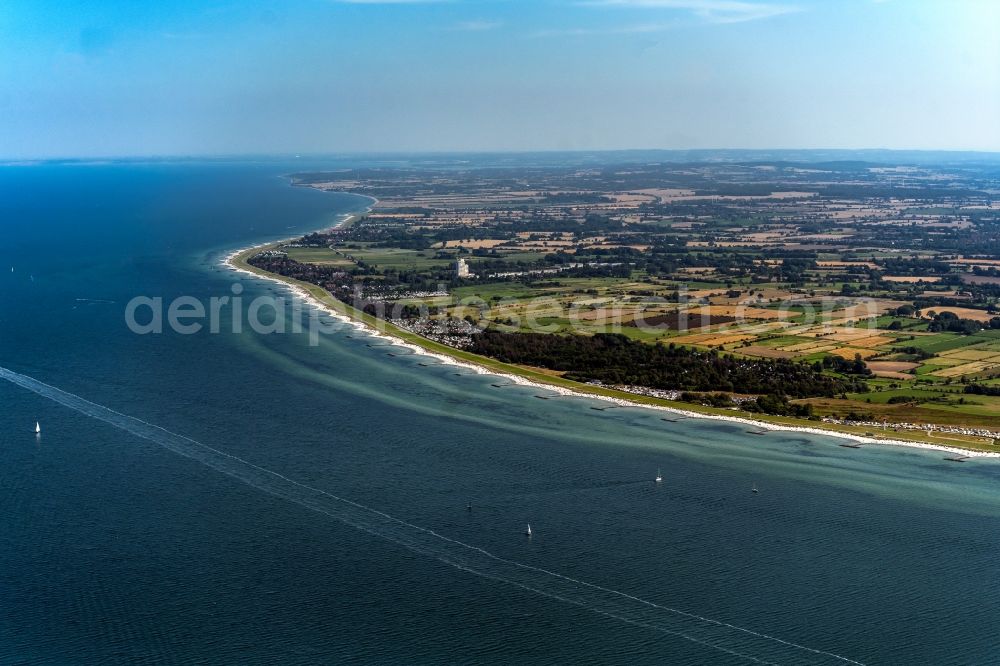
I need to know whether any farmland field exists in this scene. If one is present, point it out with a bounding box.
[253,159,1000,431]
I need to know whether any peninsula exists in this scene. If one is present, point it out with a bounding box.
[231,152,1000,455]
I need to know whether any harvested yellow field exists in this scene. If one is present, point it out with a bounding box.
[744,232,788,242]
[518,241,576,248]
[687,305,786,320]
[923,355,975,368]
[872,371,915,380]
[932,361,999,378]
[631,188,696,199]
[794,326,834,338]
[704,334,760,346]
[883,275,942,283]
[782,324,821,336]
[740,321,796,334]
[569,296,614,306]
[610,193,657,205]
[951,258,1000,266]
[830,347,880,360]
[825,300,908,320]
[741,346,797,359]
[866,361,918,373]
[847,335,896,348]
[707,296,742,306]
[686,289,723,299]
[825,329,883,342]
[807,324,884,337]
[756,288,796,299]
[939,349,995,361]
[922,307,996,322]
[580,243,651,252]
[801,344,838,355]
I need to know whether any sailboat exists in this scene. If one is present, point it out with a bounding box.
[752,483,758,494]
[34,421,41,435]
[655,468,663,483]
[525,523,532,537]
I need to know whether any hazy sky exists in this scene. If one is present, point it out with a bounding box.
[1,0,998,158]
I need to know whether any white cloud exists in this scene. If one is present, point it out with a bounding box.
[531,22,676,37]
[583,0,799,24]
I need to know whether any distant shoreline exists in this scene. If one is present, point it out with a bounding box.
[221,192,1000,460]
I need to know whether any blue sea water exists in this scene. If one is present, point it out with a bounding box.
[1,162,1000,664]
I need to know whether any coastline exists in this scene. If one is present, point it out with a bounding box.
[220,209,1000,460]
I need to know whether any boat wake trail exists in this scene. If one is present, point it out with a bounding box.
[1,366,864,665]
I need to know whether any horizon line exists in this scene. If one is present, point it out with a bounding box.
[5,146,1000,164]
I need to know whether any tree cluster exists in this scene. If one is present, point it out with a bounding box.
[467,331,866,397]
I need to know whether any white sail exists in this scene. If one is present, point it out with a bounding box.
[525,523,532,537]
[655,468,662,483]
[35,421,40,434]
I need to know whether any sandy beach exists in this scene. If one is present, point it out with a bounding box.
[222,232,1000,461]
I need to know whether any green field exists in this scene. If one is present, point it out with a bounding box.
[897,334,972,354]
[284,247,354,266]
[350,248,451,270]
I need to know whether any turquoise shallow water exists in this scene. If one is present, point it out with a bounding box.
[1,163,1000,664]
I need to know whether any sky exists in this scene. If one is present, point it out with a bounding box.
[1,0,998,158]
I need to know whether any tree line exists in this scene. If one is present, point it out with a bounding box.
[467,331,866,397]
